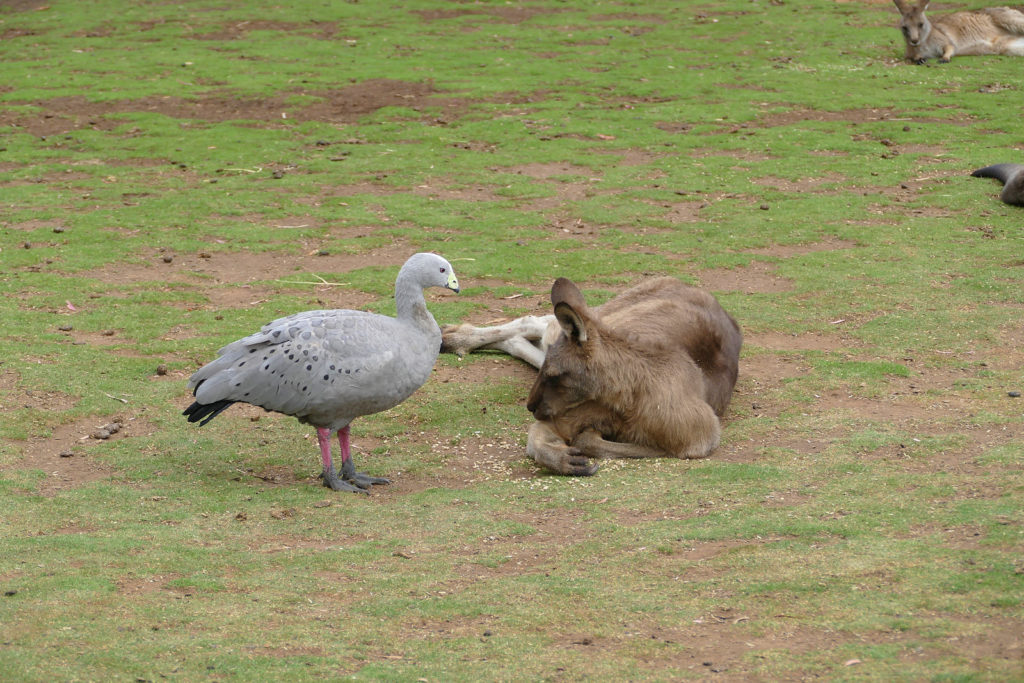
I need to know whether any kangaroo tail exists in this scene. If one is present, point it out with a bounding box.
[971,163,1020,185]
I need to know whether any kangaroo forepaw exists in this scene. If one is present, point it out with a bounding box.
[561,448,599,476]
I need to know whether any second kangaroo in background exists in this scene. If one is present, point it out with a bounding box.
[893,1,1024,63]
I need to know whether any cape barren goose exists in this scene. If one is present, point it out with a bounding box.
[183,252,460,493]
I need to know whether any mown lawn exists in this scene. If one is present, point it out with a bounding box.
[1,1,1021,680]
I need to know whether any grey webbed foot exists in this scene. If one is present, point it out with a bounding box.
[320,468,370,494]
[341,459,390,489]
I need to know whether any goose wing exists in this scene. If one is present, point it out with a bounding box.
[189,309,439,426]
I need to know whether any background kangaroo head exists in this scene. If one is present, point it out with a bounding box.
[894,0,932,47]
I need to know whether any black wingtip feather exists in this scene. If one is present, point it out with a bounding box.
[183,400,235,426]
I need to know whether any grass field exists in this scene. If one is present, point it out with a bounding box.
[1,0,1022,680]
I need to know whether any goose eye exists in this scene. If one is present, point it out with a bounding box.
[440,267,446,273]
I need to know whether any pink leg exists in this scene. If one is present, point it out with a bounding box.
[317,427,363,493]
[336,425,352,465]
[317,427,334,473]
[337,425,390,489]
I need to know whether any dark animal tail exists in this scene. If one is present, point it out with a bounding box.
[183,399,235,426]
[971,163,1017,185]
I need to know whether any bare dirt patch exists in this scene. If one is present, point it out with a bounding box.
[450,508,592,582]
[1,371,156,500]
[3,80,471,136]
[561,614,860,679]
[752,172,849,194]
[0,371,78,415]
[6,415,155,496]
[3,218,69,232]
[698,260,793,294]
[743,236,858,258]
[688,147,776,161]
[505,162,604,214]
[410,180,507,203]
[0,0,50,14]
[80,241,415,308]
[413,6,562,24]
[191,19,341,41]
[731,350,813,423]
[62,329,147,354]
[932,617,1024,666]
[753,106,900,128]
[116,574,184,596]
[744,331,854,353]
[647,199,707,224]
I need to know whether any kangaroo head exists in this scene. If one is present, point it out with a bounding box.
[526,278,601,422]
[894,0,931,46]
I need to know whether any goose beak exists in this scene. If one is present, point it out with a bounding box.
[447,272,460,294]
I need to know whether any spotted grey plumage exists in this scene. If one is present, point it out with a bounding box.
[183,252,460,493]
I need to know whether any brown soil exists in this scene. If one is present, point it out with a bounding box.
[1,80,472,137]
[9,414,155,497]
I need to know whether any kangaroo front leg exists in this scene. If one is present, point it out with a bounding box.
[572,425,719,461]
[571,429,673,460]
[527,421,598,476]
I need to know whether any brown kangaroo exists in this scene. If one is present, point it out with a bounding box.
[893,1,1024,64]
[442,277,742,476]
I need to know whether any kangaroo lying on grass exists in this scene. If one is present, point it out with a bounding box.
[893,1,1024,63]
[442,277,742,476]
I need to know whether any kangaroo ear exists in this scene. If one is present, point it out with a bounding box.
[554,301,588,344]
[550,277,586,309]
[550,277,591,344]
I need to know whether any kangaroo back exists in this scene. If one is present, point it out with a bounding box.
[981,7,1024,35]
[594,279,741,416]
